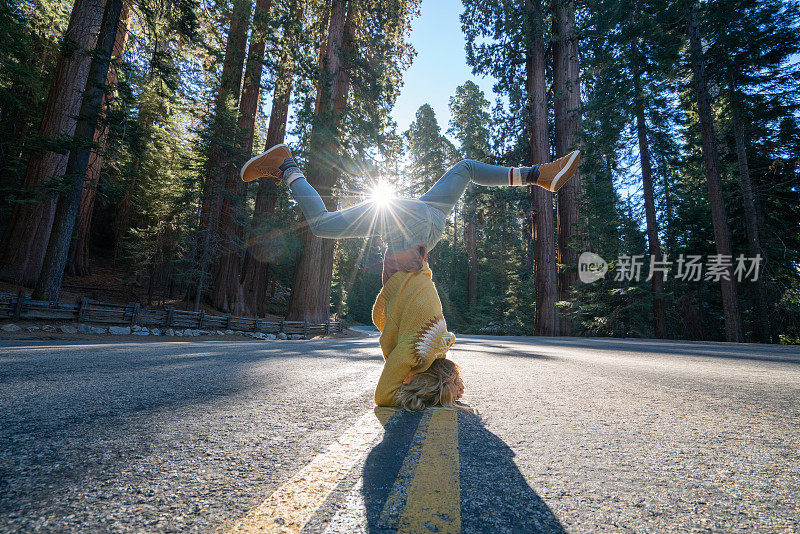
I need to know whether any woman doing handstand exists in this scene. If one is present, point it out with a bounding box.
[241,145,580,411]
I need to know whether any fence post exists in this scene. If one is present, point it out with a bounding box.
[303,320,309,338]
[198,310,205,329]
[279,319,284,333]
[324,322,330,335]
[77,296,90,322]
[165,307,174,327]
[13,289,26,321]
[226,314,231,329]
[130,303,140,325]
[253,317,259,332]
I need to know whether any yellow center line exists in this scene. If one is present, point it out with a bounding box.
[396,407,461,534]
[378,410,434,529]
[225,410,384,534]
[373,406,398,427]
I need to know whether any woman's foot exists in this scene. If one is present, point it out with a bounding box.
[533,150,581,192]
[240,143,301,183]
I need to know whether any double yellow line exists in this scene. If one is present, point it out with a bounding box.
[225,407,463,533]
[386,408,460,533]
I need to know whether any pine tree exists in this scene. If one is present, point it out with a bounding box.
[461,0,558,335]
[194,0,254,310]
[447,81,491,312]
[286,0,354,323]
[686,0,743,342]
[524,0,557,336]
[0,0,72,203]
[67,1,131,276]
[287,0,418,322]
[704,0,800,342]
[626,2,669,338]
[405,104,452,195]
[33,0,126,300]
[240,0,304,316]
[209,0,276,315]
[0,0,105,285]
[106,0,202,306]
[552,0,584,335]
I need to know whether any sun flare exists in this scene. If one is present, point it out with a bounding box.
[368,181,397,207]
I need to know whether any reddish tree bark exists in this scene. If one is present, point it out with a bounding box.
[552,0,583,335]
[240,0,303,316]
[33,0,126,300]
[67,1,131,276]
[687,1,743,342]
[0,0,104,285]
[524,0,557,336]
[194,0,254,311]
[285,0,353,323]
[209,0,274,315]
[201,0,253,227]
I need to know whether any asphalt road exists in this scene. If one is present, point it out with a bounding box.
[1,336,798,533]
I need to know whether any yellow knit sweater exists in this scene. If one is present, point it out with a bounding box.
[371,263,456,406]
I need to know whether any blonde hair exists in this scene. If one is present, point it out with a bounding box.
[395,359,463,412]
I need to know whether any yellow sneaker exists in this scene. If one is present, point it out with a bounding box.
[535,150,580,192]
[240,143,294,182]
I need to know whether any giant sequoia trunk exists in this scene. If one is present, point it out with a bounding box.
[67,1,131,276]
[0,0,104,285]
[240,0,302,316]
[285,0,352,323]
[33,0,126,300]
[552,0,583,335]
[209,0,274,315]
[194,0,253,310]
[687,2,743,342]
[631,35,666,339]
[525,0,557,336]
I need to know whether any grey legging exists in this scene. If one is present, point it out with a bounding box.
[290,159,528,251]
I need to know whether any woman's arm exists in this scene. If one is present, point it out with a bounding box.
[374,334,415,407]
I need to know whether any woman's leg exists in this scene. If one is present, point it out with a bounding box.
[418,159,538,215]
[292,159,533,239]
[243,145,430,242]
[243,144,579,234]
[290,178,385,239]
[283,158,430,244]
[418,151,581,215]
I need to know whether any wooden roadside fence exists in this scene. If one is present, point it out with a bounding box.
[0,290,343,336]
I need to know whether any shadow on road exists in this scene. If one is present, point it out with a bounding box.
[361,411,424,533]
[360,409,565,533]
[0,339,381,516]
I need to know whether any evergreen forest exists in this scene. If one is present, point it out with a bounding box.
[1,0,799,343]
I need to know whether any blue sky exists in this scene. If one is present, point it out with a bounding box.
[390,0,498,139]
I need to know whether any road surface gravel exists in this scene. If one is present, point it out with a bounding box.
[1,336,798,532]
